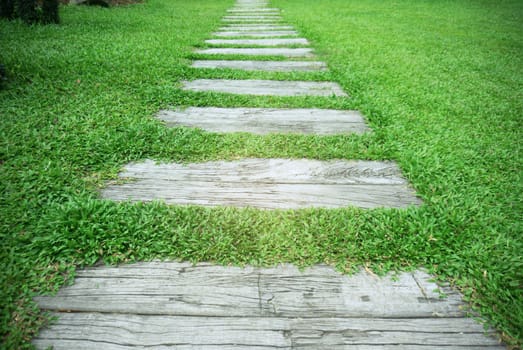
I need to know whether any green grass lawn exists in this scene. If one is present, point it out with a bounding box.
[1,0,522,348]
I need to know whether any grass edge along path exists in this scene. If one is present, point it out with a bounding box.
[0,0,522,348]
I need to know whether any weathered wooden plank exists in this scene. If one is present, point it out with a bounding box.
[226,12,280,16]
[33,263,503,349]
[195,47,313,57]
[156,107,368,134]
[258,265,462,317]
[181,79,347,97]
[227,8,280,12]
[223,15,281,19]
[36,264,451,318]
[116,157,410,185]
[34,313,502,349]
[100,158,421,209]
[33,313,503,350]
[222,18,281,23]
[219,25,294,30]
[205,38,309,46]
[191,60,326,71]
[227,12,279,16]
[213,31,298,37]
[33,314,288,350]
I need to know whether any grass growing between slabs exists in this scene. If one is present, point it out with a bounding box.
[0,0,521,348]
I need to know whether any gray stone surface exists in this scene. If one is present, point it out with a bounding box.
[219,25,294,31]
[33,262,503,349]
[224,15,281,19]
[191,60,327,71]
[227,8,279,12]
[205,38,308,46]
[222,18,282,23]
[181,79,347,97]
[157,107,369,134]
[213,31,298,37]
[101,158,421,209]
[195,47,314,57]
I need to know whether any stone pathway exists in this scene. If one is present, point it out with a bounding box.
[101,159,421,209]
[33,262,503,349]
[156,107,366,134]
[33,0,505,348]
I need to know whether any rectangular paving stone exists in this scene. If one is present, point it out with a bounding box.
[33,314,503,350]
[34,262,502,349]
[219,25,294,31]
[191,60,327,71]
[226,12,280,16]
[205,38,309,46]
[227,8,279,12]
[35,263,457,318]
[213,31,298,37]
[101,158,421,209]
[195,47,314,57]
[181,79,347,97]
[224,15,281,19]
[157,107,369,134]
[222,18,282,23]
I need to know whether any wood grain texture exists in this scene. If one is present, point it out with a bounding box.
[222,18,281,23]
[213,31,298,37]
[205,38,309,46]
[181,79,347,97]
[33,262,504,349]
[219,25,294,30]
[223,15,282,20]
[191,60,326,71]
[195,47,313,57]
[100,158,422,209]
[35,263,456,317]
[156,107,367,134]
[227,8,280,13]
[33,314,503,350]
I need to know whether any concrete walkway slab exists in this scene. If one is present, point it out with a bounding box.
[213,31,298,37]
[181,79,347,97]
[33,262,503,349]
[157,107,369,135]
[101,158,421,209]
[205,38,309,46]
[195,47,314,57]
[191,60,327,71]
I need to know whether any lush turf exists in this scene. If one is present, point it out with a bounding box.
[1,0,522,348]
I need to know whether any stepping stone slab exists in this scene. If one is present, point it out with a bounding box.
[219,25,295,31]
[181,79,347,97]
[33,262,503,349]
[191,60,327,71]
[228,8,279,12]
[224,15,281,19]
[227,12,280,16]
[213,31,298,37]
[222,18,282,23]
[157,107,369,135]
[222,24,293,27]
[101,158,421,209]
[195,48,313,57]
[205,38,308,46]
